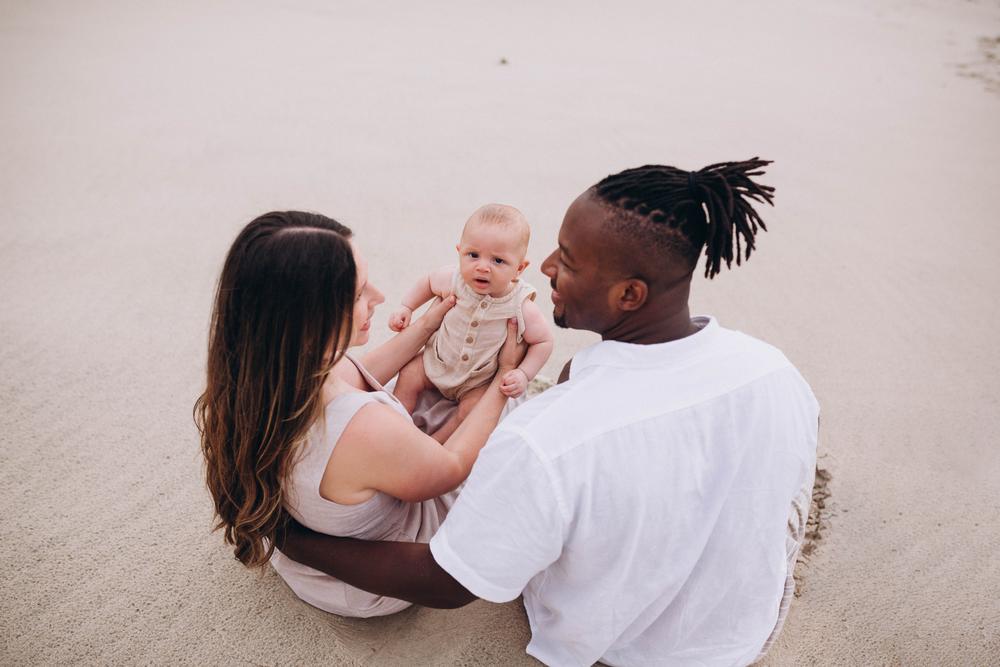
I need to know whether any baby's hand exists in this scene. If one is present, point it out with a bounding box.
[389,306,412,332]
[500,368,528,398]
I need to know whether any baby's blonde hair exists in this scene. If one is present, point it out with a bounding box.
[464,203,530,254]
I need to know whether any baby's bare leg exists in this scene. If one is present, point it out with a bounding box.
[430,383,489,444]
[394,354,432,413]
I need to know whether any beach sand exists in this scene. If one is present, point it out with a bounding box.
[2,0,998,664]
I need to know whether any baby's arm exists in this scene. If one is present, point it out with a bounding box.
[390,266,454,332]
[500,299,554,398]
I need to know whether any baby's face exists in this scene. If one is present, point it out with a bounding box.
[456,222,528,298]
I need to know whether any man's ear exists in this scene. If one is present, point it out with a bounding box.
[615,278,649,312]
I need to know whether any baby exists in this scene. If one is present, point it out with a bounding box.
[389,204,554,442]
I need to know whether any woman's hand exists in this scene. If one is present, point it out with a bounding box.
[360,295,456,387]
[412,295,457,333]
[497,318,528,373]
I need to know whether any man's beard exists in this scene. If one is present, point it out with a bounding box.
[553,312,568,328]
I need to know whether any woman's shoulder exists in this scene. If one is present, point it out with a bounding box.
[321,379,412,446]
[338,396,414,443]
[322,387,402,431]
[330,353,368,390]
[317,392,431,499]
[307,389,409,471]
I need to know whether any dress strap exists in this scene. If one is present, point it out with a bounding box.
[344,353,407,412]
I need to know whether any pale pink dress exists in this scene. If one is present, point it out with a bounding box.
[269,355,459,617]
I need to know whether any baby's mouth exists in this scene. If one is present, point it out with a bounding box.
[474,278,490,287]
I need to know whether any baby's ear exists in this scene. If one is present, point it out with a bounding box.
[517,259,530,275]
[455,244,461,254]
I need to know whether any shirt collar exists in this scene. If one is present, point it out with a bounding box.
[570,316,720,377]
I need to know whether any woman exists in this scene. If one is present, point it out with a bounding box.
[195,211,523,617]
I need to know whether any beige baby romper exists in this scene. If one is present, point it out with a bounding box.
[423,271,536,401]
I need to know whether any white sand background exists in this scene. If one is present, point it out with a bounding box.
[2,0,999,664]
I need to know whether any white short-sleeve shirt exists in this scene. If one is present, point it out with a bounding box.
[430,317,819,666]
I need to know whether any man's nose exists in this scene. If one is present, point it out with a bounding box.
[541,250,557,276]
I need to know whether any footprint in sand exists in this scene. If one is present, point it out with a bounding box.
[955,35,1000,94]
[795,465,832,597]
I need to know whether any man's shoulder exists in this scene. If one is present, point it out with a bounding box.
[497,326,812,461]
[714,326,794,373]
[494,368,644,461]
[492,379,591,458]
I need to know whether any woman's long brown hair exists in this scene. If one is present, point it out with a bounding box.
[194,211,355,567]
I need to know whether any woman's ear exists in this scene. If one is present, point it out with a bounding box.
[616,278,649,312]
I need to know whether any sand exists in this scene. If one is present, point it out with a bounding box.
[2,0,998,664]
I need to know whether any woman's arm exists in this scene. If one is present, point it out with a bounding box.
[358,294,455,387]
[326,320,527,503]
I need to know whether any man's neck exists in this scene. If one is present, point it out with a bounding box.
[601,304,699,345]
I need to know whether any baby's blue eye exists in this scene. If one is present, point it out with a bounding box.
[468,252,479,259]
[493,257,505,265]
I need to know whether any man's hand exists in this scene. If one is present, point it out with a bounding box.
[500,368,528,398]
[388,306,413,332]
[497,319,528,372]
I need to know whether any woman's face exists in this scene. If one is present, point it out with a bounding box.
[348,240,384,347]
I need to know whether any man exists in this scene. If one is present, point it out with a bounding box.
[277,159,819,666]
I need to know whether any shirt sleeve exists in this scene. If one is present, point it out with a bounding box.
[429,426,565,603]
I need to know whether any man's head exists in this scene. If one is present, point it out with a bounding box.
[457,204,531,297]
[541,160,774,338]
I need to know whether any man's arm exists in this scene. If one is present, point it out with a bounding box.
[274,517,477,609]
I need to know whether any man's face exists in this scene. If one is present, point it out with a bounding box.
[541,192,619,333]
